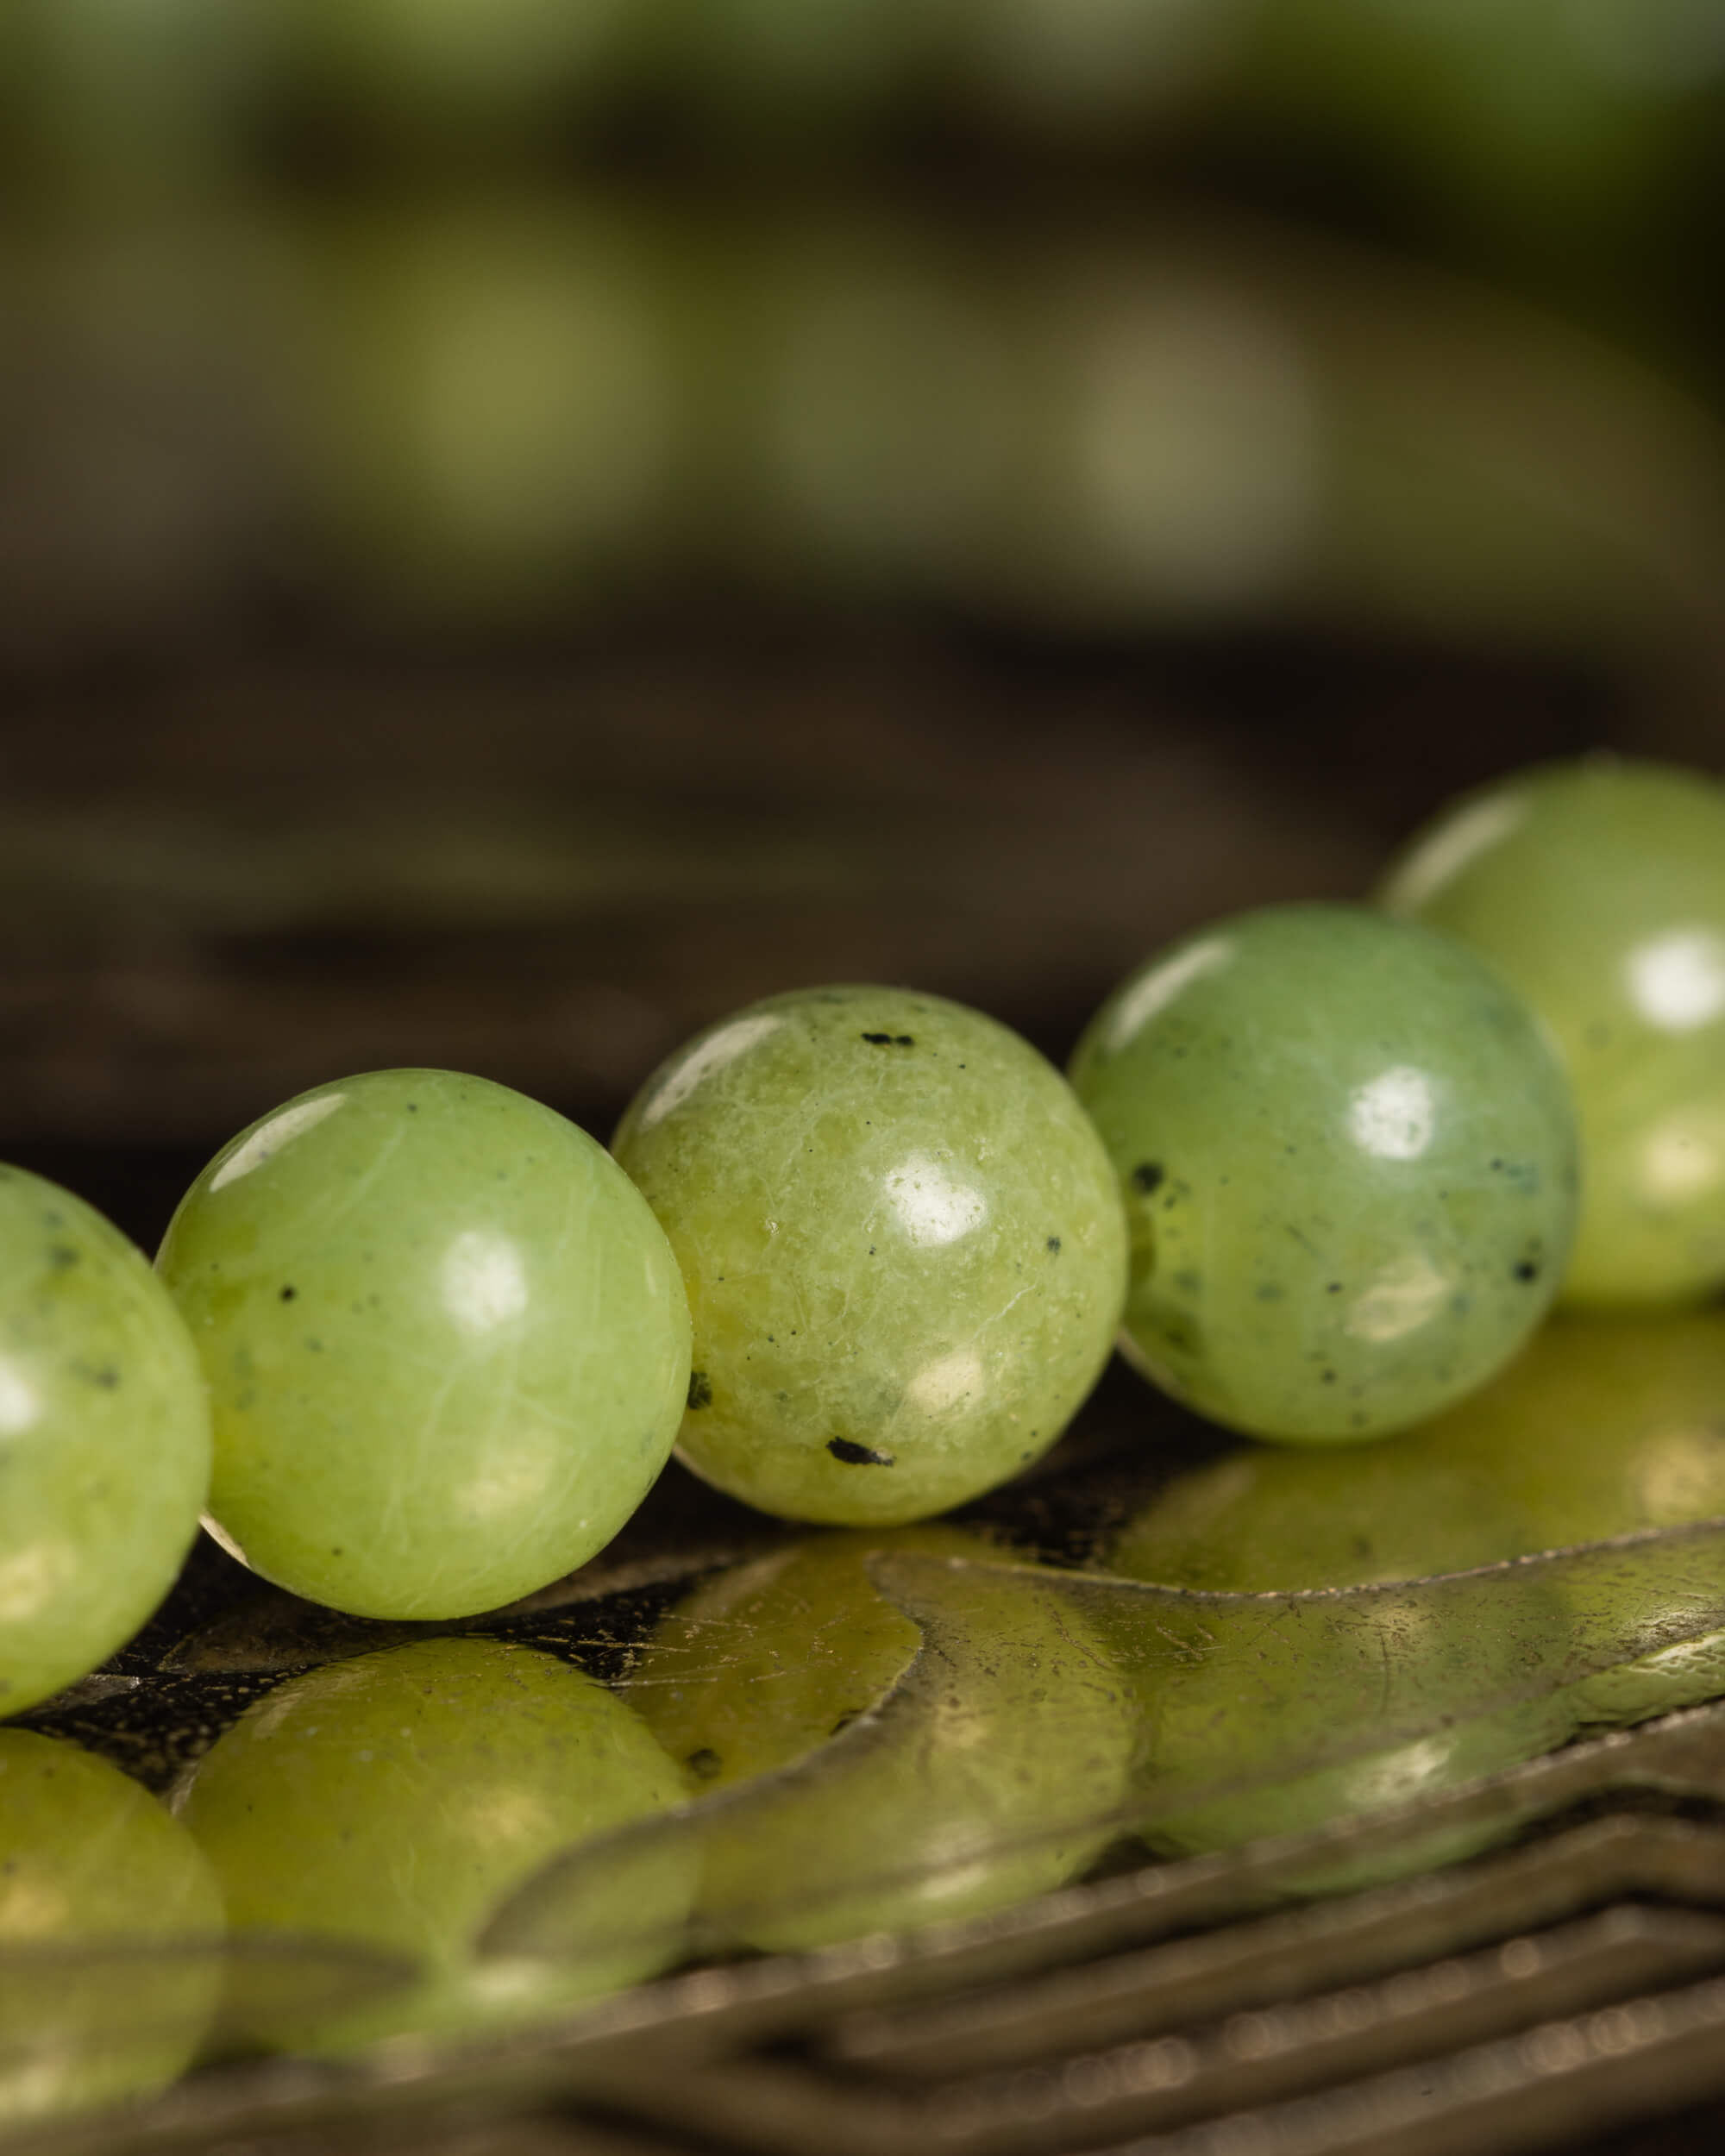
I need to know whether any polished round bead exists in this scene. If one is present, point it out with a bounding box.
[1069,903,1578,1442]
[157,1069,690,1620]
[0,1168,210,1719]
[1379,756,1725,1306]
[612,986,1128,1524]
[175,1637,693,2049]
[0,1732,222,2122]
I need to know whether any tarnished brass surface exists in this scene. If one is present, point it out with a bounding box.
[7,1620,1725,2156]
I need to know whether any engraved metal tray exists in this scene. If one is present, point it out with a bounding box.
[9,1347,1725,2156]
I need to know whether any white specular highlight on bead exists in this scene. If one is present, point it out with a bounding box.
[210,1095,348,1192]
[0,1542,74,1624]
[1348,1066,1437,1162]
[883,1156,989,1248]
[637,1015,785,1129]
[1103,937,1234,1050]
[1639,1115,1722,1203]
[1625,929,1725,1034]
[442,1231,530,1335]
[906,1347,986,1415]
[1383,793,1528,912]
[0,1360,40,1438]
[1346,1253,1451,1344]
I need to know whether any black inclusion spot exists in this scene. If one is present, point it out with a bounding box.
[894,1034,914,1046]
[1132,1162,1165,1195]
[406,1103,418,1112]
[279,1285,297,1302]
[861,1031,893,1044]
[1321,1369,1337,1384]
[1046,1236,1062,1253]
[830,1712,859,1737]
[1514,1261,1540,1282]
[1327,1282,1343,1294]
[687,1370,712,1410]
[828,1437,895,1467]
[687,1748,721,1781]
[47,1245,78,1269]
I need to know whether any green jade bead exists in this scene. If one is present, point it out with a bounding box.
[174,1637,693,2050]
[1070,903,1578,1443]
[157,1069,690,1620]
[0,1732,223,2124]
[1380,757,1725,1306]
[0,1168,210,1718]
[612,986,1127,1524]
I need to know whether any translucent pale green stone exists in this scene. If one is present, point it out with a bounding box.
[0,1168,211,1718]
[174,1637,694,2050]
[1069,904,1578,1443]
[156,1069,690,1621]
[1379,757,1725,1306]
[612,986,1128,1524]
[0,1731,223,2123]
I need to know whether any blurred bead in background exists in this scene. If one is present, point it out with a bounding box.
[0,0,1719,1241]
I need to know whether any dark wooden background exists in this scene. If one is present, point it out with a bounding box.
[0,614,1668,1256]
